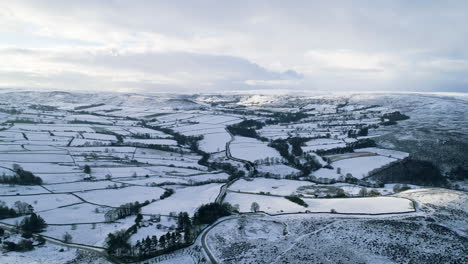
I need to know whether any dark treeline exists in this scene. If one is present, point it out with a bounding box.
[0,201,33,220]
[269,137,322,175]
[369,158,448,187]
[29,104,58,111]
[126,212,193,259]
[20,213,47,233]
[316,139,376,156]
[142,123,203,148]
[0,204,18,219]
[265,112,309,125]
[209,161,246,181]
[159,189,174,200]
[227,119,266,140]
[347,127,369,138]
[285,195,308,207]
[381,111,410,125]
[193,202,232,225]
[1,212,47,252]
[0,108,21,114]
[448,166,468,181]
[0,165,43,185]
[74,103,106,110]
[107,203,233,261]
[105,201,150,222]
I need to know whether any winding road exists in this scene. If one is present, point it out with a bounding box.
[224,128,254,177]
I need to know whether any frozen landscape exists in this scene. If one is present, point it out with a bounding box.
[2,1,468,263]
[0,90,466,264]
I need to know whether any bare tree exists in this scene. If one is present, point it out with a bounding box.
[250,202,260,212]
[63,232,73,243]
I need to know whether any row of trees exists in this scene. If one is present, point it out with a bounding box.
[370,159,447,187]
[0,164,43,185]
[381,111,410,125]
[265,112,309,125]
[347,127,369,138]
[269,138,322,175]
[192,203,232,225]
[226,119,267,140]
[141,123,203,152]
[130,212,194,258]
[20,213,47,233]
[107,203,234,260]
[0,201,34,220]
[209,161,247,181]
[105,201,150,222]
[285,195,308,207]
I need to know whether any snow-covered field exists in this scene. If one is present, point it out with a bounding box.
[256,164,300,177]
[331,155,398,179]
[123,138,178,145]
[302,138,346,152]
[229,178,314,196]
[0,184,48,195]
[0,91,465,263]
[206,188,467,264]
[75,186,166,207]
[45,180,116,192]
[141,183,222,215]
[225,192,414,214]
[38,203,106,224]
[198,132,231,153]
[230,136,282,162]
[354,147,409,159]
[303,196,414,214]
[0,243,86,264]
[0,193,82,212]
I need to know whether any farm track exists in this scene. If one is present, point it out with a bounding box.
[224,128,254,177]
[213,129,255,204]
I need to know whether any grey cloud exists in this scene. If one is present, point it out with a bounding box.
[1,0,467,92]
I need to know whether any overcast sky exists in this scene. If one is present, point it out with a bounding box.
[1,0,467,93]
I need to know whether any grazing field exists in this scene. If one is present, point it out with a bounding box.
[225,192,414,215]
[230,136,282,162]
[141,183,223,215]
[229,178,315,196]
[75,186,166,207]
[0,193,82,212]
[331,155,398,179]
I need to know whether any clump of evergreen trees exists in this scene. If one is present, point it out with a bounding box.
[107,211,196,260]
[285,195,308,207]
[107,203,234,261]
[0,202,19,219]
[0,165,43,185]
[193,202,232,225]
[20,213,47,233]
[265,112,309,125]
[227,119,265,139]
[347,127,369,137]
[370,159,447,187]
[159,189,174,200]
[381,111,410,125]
[105,201,150,222]
[448,166,468,181]
[209,161,246,181]
[269,137,322,175]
